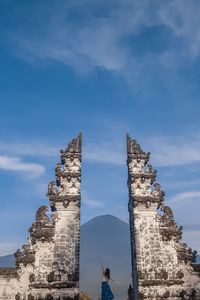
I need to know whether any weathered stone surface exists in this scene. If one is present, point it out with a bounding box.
[127,134,200,300]
[0,134,82,300]
[29,206,54,245]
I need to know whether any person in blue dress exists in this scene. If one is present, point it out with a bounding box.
[101,263,118,300]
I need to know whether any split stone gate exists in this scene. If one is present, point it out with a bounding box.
[0,134,199,300]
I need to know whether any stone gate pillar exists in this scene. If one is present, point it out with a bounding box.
[0,134,82,300]
[126,134,200,300]
[47,133,82,299]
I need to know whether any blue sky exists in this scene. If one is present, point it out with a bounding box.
[0,0,200,255]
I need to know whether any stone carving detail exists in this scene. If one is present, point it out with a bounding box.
[127,134,200,300]
[127,134,164,209]
[127,135,150,158]
[177,243,197,264]
[46,133,82,290]
[159,206,183,242]
[47,133,82,211]
[0,134,81,300]
[47,181,58,197]
[29,206,54,244]
[15,244,35,267]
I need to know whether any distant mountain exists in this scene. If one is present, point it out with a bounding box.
[0,254,15,268]
[0,215,131,300]
[80,215,131,300]
[1,215,200,300]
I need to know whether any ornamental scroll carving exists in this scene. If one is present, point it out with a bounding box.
[47,134,81,210]
[14,244,35,268]
[177,243,197,264]
[160,206,183,242]
[127,135,164,209]
[29,206,54,244]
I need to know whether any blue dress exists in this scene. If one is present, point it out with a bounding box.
[101,279,114,300]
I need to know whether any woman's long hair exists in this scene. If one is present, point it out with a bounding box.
[104,268,110,279]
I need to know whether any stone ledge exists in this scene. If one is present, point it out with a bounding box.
[30,281,78,289]
[140,279,184,286]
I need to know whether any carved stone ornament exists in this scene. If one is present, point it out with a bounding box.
[160,206,183,242]
[60,133,82,164]
[127,134,150,158]
[47,181,59,198]
[14,244,35,267]
[65,133,82,154]
[177,243,197,264]
[127,135,165,209]
[29,206,54,244]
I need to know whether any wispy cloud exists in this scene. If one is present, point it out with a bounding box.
[0,139,125,165]
[4,0,200,78]
[82,191,103,208]
[84,143,124,165]
[84,132,200,167]
[0,140,59,157]
[168,190,200,204]
[0,138,124,165]
[1,132,200,169]
[0,155,45,178]
[146,133,200,167]
[164,179,200,190]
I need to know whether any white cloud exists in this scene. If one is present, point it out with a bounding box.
[84,132,200,167]
[1,132,200,169]
[164,179,200,190]
[146,134,200,167]
[0,156,45,177]
[0,140,59,157]
[5,0,200,77]
[0,139,125,165]
[168,190,200,204]
[0,138,125,166]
